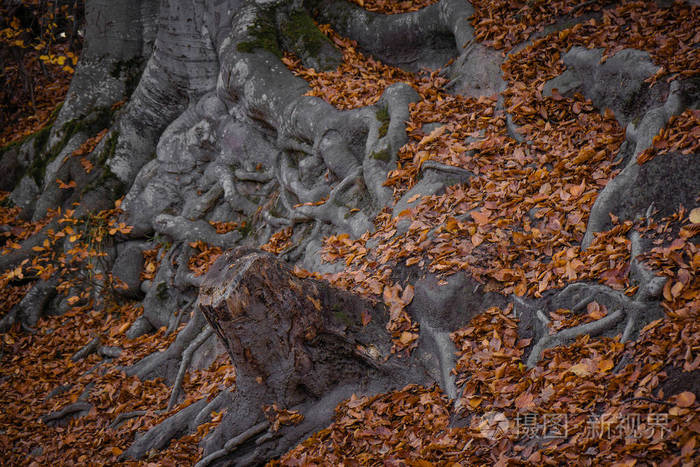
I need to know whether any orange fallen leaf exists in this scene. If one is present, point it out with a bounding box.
[569,362,592,377]
[676,391,696,408]
[471,210,490,225]
[399,331,417,345]
[361,309,371,326]
[598,359,614,372]
[689,207,700,224]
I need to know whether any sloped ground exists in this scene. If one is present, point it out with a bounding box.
[1,0,698,465]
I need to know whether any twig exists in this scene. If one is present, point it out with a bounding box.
[623,396,673,407]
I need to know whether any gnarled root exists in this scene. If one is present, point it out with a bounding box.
[524,271,665,367]
[526,308,626,368]
[152,214,242,249]
[167,325,214,411]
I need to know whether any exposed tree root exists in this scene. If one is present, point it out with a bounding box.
[315,0,472,70]
[526,308,626,368]
[122,398,210,460]
[194,421,269,467]
[181,183,224,220]
[0,277,59,333]
[268,82,419,237]
[109,410,148,429]
[41,401,93,427]
[99,346,122,359]
[0,219,59,279]
[174,244,204,290]
[152,214,242,249]
[126,308,208,382]
[167,325,214,411]
[523,231,668,367]
[421,160,475,182]
[71,336,102,362]
[165,296,196,336]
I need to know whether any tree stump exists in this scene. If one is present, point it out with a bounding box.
[198,248,424,409]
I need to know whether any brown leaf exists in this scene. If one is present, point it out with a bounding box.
[681,436,696,457]
[569,362,592,377]
[689,207,700,224]
[676,391,696,408]
[514,391,535,410]
[471,210,490,225]
[598,359,614,373]
[361,309,371,326]
[399,331,417,345]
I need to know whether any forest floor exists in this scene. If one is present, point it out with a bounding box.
[1,0,699,465]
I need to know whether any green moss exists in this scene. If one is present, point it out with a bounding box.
[370,149,391,162]
[236,218,253,238]
[237,9,282,57]
[33,125,51,154]
[27,106,114,186]
[237,7,338,68]
[90,165,126,199]
[281,10,332,58]
[81,131,126,199]
[98,131,119,166]
[156,281,168,300]
[333,310,353,327]
[376,107,390,138]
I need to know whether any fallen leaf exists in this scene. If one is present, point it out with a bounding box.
[361,309,371,326]
[598,359,614,373]
[399,331,417,345]
[676,391,696,408]
[569,362,592,377]
[690,207,700,224]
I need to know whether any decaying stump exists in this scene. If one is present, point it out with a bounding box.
[195,247,435,463]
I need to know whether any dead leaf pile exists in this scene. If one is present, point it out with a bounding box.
[637,109,700,164]
[275,385,460,465]
[272,1,699,464]
[187,240,223,277]
[348,0,439,15]
[262,226,294,254]
[264,404,305,432]
[0,296,233,465]
[283,25,447,110]
[0,1,80,146]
